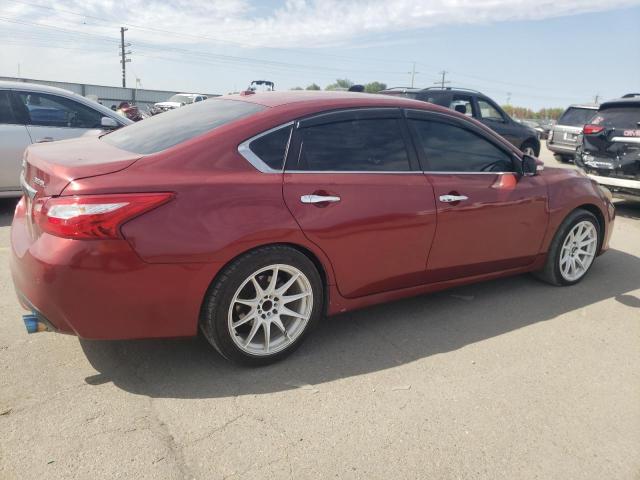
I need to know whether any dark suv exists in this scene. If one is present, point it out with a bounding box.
[575,94,640,200]
[379,87,540,156]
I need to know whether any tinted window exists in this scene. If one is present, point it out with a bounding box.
[590,107,640,129]
[103,99,264,154]
[477,99,504,121]
[420,91,451,107]
[410,119,513,172]
[450,95,474,117]
[0,91,15,124]
[297,118,410,172]
[15,91,104,128]
[558,107,597,127]
[248,125,292,170]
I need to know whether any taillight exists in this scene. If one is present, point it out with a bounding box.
[583,124,604,135]
[34,193,173,239]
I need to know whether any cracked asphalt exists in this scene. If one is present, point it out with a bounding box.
[1,146,639,479]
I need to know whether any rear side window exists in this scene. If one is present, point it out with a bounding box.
[247,125,292,170]
[0,91,15,124]
[590,107,640,129]
[410,119,513,172]
[558,107,597,127]
[103,99,264,154]
[296,119,411,172]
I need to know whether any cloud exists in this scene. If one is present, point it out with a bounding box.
[4,0,640,48]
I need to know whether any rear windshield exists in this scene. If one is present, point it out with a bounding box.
[590,107,640,129]
[558,107,597,127]
[102,99,264,154]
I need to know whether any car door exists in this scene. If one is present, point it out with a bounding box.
[282,108,437,298]
[12,90,106,143]
[406,110,548,282]
[0,90,33,193]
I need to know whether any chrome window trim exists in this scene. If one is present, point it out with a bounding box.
[237,121,294,173]
[284,170,419,174]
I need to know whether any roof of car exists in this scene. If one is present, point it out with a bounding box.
[566,104,600,109]
[599,96,640,109]
[221,90,433,108]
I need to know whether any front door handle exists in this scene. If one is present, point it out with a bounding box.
[439,194,469,203]
[36,137,54,143]
[300,194,341,204]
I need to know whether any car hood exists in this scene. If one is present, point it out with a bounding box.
[23,136,142,197]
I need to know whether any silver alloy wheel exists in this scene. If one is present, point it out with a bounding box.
[523,146,536,156]
[228,264,313,356]
[559,220,597,282]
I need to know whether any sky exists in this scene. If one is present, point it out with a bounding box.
[1,0,639,109]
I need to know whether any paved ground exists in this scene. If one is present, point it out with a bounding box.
[1,146,639,480]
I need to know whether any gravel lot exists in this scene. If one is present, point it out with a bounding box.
[1,145,639,480]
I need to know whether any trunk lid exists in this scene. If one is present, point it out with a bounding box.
[22,135,142,198]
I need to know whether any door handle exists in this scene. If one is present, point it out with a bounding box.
[439,194,468,203]
[36,137,54,143]
[300,194,341,204]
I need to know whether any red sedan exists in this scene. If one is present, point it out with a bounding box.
[11,92,615,365]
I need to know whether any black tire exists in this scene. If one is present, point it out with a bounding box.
[200,245,323,366]
[555,154,572,164]
[533,209,600,286]
[521,140,540,157]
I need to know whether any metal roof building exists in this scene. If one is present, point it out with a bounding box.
[0,76,220,111]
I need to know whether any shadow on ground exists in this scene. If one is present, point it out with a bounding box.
[80,248,640,399]
[614,200,640,220]
[0,198,19,227]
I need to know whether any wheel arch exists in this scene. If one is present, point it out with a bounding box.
[575,203,606,253]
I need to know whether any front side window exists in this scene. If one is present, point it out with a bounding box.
[410,119,513,172]
[296,118,411,172]
[15,91,104,129]
[450,95,474,117]
[247,125,292,170]
[477,99,504,122]
[103,99,264,154]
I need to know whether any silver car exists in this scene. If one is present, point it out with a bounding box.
[547,104,598,163]
[0,81,132,197]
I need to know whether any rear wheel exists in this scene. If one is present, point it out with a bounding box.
[533,209,600,286]
[200,246,323,366]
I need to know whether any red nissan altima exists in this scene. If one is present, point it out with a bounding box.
[11,91,615,365]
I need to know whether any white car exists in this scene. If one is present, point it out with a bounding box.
[153,93,207,113]
[0,81,132,197]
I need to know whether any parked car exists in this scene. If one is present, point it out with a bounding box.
[151,93,207,114]
[575,95,640,200]
[379,87,540,156]
[12,91,614,365]
[0,81,131,198]
[547,104,599,162]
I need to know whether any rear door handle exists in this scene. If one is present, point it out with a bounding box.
[300,194,341,204]
[439,194,468,203]
[36,137,54,143]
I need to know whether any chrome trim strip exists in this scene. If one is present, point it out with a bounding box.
[237,121,294,173]
[587,174,640,189]
[20,174,37,199]
[611,137,640,144]
[284,170,516,175]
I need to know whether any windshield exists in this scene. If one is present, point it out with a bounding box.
[558,107,598,127]
[102,99,264,154]
[590,107,640,129]
[167,94,195,104]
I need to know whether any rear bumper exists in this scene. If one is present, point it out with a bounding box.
[547,142,576,155]
[586,174,640,199]
[10,201,220,339]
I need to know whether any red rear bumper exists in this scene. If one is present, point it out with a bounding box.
[10,199,219,339]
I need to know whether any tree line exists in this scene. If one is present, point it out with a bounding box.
[290,78,387,93]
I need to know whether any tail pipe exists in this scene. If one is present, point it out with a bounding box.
[23,313,49,334]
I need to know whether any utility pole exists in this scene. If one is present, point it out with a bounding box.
[434,70,450,89]
[593,93,600,104]
[506,92,512,105]
[120,27,132,88]
[407,62,419,88]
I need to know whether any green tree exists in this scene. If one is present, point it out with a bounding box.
[305,83,321,91]
[364,81,387,93]
[290,86,304,90]
[325,78,354,91]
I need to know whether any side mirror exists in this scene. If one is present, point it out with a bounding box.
[101,116,119,129]
[522,154,541,176]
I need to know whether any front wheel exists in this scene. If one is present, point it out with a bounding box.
[533,209,600,286]
[200,246,323,366]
